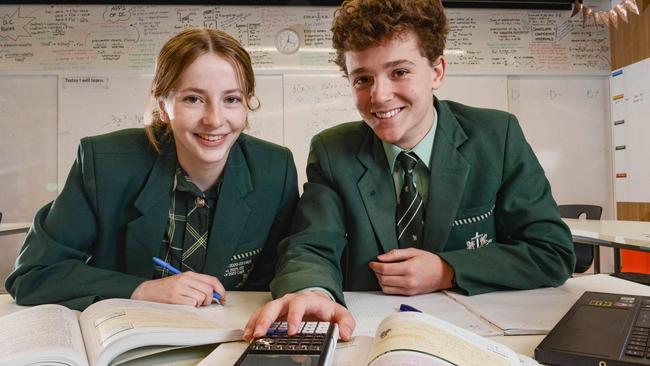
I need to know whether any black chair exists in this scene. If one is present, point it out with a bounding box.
[558,204,603,273]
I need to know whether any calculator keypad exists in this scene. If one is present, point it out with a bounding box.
[251,321,331,354]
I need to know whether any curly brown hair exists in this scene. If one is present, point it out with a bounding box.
[145,27,258,152]
[331,0,448,74]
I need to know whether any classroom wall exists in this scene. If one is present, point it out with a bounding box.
[0,2,615,278]
[611,0,650,70]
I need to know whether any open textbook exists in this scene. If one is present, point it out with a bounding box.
[0,298,243,366]
[333,311,539,366]
[199,311,540,366]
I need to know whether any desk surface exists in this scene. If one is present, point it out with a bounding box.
[564,218,650,249]
[2,274,650,365]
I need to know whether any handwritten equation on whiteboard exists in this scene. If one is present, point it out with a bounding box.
[445,8,609,73]
[283,75,359,186]
[0,5,336,71]
[0,3,609,74]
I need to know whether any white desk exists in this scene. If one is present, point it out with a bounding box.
[564,219,650,249]
[2,274,650,365]
[0,223,30,236]
[564,218,650,272]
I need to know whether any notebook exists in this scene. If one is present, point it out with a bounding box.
[536,291,650,366]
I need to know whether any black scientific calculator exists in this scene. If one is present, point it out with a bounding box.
[235,321,338,366]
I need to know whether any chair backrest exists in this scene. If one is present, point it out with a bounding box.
[558,204,603,273]
[558,204,602,220]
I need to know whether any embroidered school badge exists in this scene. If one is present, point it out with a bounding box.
[224,247,261,285]
[466,232,492,250]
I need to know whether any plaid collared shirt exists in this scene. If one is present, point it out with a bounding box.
[153,167,220,278]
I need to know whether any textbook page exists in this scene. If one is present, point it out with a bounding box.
[109,345,186,365]
[329,328,541,366]
[344,292,501,337]
[0,304,88,366]
[78,299,242,366]
[197,341,248,366]
[333,336,374,366]
[444,287,579,335]
[367,312,522,366]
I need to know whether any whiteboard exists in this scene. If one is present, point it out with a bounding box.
[0,2,614,229]
[246,74,284,146]
[283,74,360,187]
[610,58,650,203]
[0,75,57,222]
[438,75,508,111]
[0,3,609,74]
[58,73,151,182]
[508,75,613,218]
[443,6,610,75]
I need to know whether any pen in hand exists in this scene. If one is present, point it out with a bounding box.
[152,256,222,303]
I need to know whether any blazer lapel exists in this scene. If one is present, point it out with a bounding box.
[125,143,176,277]
[357,128,399,254]
[423,99,470,252]
[203,141,252,278]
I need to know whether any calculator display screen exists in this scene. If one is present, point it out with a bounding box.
[238,353,320,365]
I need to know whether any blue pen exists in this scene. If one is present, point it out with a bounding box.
[152,257,222,302]
[399,304,422,312]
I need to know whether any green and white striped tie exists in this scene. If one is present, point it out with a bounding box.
[396,151,424,248]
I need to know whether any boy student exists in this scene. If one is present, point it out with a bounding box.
[245,0,574,341]
[6,28,298,310]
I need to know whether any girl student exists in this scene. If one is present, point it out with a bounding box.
[6,28,298,310]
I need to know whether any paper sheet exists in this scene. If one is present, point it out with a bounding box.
[344,292,502,337]
[444,287,579,334]
[197,341,248,366]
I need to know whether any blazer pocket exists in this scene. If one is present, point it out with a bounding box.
[447,202,496,251]
[223,247,263,288]
[452,202,496,227]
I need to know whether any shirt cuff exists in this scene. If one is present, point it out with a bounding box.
[299,287,336,301]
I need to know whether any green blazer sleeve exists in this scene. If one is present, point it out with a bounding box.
[240,146,299,291]
[270,133,349,304]
[438,113,575,295]
[5,140,147,310]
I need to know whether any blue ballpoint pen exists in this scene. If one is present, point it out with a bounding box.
[152,256,222,302]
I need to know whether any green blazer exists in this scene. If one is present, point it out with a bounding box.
[6,129,298,310]
[270,99,575,304]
